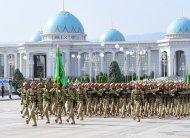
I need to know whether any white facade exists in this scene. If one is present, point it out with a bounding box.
[0,38,187,79]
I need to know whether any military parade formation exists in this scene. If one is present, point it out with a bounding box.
[17,80,190,127]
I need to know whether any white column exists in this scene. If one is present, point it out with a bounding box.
[100,54,104,73]
[158,50,162,77]
[148,50,151,75]
[89,52,93,82]
[25,52,30,78]
[20,53,23,72]
[46,52,51,78]
[112,52,116,60]
[168,52,174,77]
[14,53,18,69]
[124,54,127,76]
[173,54,176,76]
[65,50,70,76]
[78,52,81,77]
[4,54,7,78]
[30,54,34,79]
[185,51,190,67]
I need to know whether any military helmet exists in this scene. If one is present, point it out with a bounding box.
[110,83,115,88]
[37,82,44,88]
[104,83,110,88]
[30,81,37,87]
[23,82,29,88]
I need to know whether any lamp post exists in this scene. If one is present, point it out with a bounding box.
[129,44,146,82]
[8,55,14,78]
[162,52,167,77]
[125,51,130,82]
[129,63,134,81]
[180,62,185,79]
[72,54,81,77]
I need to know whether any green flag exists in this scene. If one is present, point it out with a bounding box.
[54,48,67,86]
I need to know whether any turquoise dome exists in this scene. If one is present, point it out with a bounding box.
[167,17,190,34]
[29,32,42,42]
[99,29,125,42]
[43,11,84,34]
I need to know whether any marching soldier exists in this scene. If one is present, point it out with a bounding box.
[103,83,110,118]
[131,83,144,122]
[76,84,87,120]
[42,82,51,124]
[26,81,38,126]
[119,83,127,118]
[36,82,44,119]
[18,82,30,119]
[66,84,76,124]
[55,83,64,124]
[50,82,57,115]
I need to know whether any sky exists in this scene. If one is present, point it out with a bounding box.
[0,0,190,42]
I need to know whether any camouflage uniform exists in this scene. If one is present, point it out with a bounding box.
[26,82,38,126]
[131,84,144,122]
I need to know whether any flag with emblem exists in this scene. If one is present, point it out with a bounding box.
[54,48,67,86]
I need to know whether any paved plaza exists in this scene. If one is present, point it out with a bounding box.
[0,100,189,138]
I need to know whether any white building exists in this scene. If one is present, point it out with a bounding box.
[0,8,189,79]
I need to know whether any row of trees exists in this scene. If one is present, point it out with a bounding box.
[12,61,156,83]
[68,61,155,83]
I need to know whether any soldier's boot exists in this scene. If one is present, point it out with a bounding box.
[66,117,70,123]
[55,118,58,123]
[58,119,62,124]
[32,119,37,126]
[80,112,84,120]
[26,119,29,124]
[71,116,75,124]
[46,113,50,124]
[26,111,33,124]
[31,113,37,126]
[137,117,140,122]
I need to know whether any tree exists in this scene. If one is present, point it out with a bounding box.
[13,69,24,82]
[108,61,122,83]
[83,75,90,83]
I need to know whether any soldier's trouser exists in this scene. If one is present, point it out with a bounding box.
[52,103,58,115]
[134,101,140,122]
[67,101,75,124]
[121,102,126,118]
[43,102,50,123]
[62,103,66,116]
[56,105,63,124]
[104,99,109,118]
[93,98,99,115]
[37,103,43,117]
[23,105,29,119]
[28,103,37,126]
[77,101,84,120]
[99,99,103,115]
[176,103,181,119]
[87,100,92,117]
[66,100,71,113]
[21,103,25,113]
[144,102,149,117]
[110,101,115,116]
